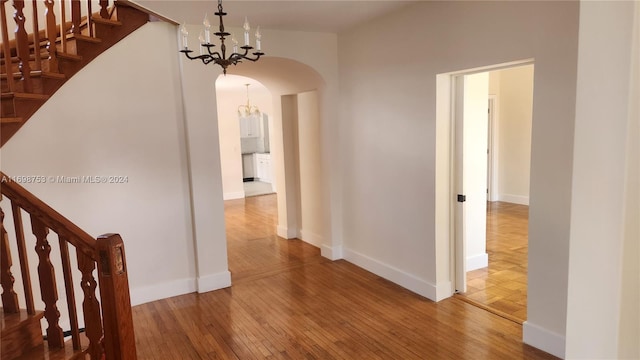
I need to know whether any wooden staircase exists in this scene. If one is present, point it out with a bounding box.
[1,0,152,147]
[1,172,137,359]
[0,1,163,358]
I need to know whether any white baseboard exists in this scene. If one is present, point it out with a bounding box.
[435,280,453,302]
[343,247,438,301]
[130,278,196,306]
[197,270,232,293]
[499,194,530,205]
[466,253,488,271]
[223,191,245,200]
[277,225,297,239]
[321,244,343,260]
[299,229,323,247]
[523,321,566,359]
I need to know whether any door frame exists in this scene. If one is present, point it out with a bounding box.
[487,95,499,202]
[434,59,534,300]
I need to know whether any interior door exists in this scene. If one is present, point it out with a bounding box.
[454,73,490,293]
[454,75,467,293]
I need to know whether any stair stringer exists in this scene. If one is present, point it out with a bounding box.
[0,2,151,147]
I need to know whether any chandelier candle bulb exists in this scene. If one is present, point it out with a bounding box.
[203,14,211,44]
[232,35,239,53]
[255,26,261,51]
[243,17,250,45]
[180,24,189,50]
[198,31,205,55]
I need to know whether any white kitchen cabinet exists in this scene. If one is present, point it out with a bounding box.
[239,116,260,138]
[242,153,256,179]
[255,153,272,183]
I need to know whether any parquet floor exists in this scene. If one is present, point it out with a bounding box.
[460,201,529,323]
[131,195,556,359]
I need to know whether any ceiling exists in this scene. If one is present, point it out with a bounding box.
[134,0,415,33]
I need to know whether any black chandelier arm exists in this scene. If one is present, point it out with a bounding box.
[228,46,250,61]
[180,50,224,65]
[239,52,264,62]
[194,43,227,60]
[228,45,264,62]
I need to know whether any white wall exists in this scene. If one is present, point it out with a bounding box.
[215,75,272,200]
[338,2,579,357]
[179,23,231,295]
[565,1,639,358]
[619,4,640,358]
[1,21,231,308]
[278,94,300,238]
[296,90,325,246]
[494,65,534,205]
[1,22,198,305]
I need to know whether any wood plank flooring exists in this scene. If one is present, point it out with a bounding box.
[460,201,529,323]
[132,195,555,359]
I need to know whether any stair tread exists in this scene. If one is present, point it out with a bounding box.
[73,34,103,44]
[42,71,67,80]
[0,309,44,332]
[0,71,64,81]
[57,52,83,61]
[20,333,89,360]
[1,117,23,124]
[1,309,45,360]
[1,92,49,100]
[1,70,45,80]
[0,51,50,65]
[91,16,122,26]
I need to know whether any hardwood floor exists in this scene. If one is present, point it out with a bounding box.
[460,201,529,323]
[132,195,556,359]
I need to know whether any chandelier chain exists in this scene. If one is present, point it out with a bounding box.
[217,0,225,34]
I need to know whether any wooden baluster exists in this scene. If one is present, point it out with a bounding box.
[13,0,33,92]
[1,0,16,92]
[99,0,108,19]
[58,0,66,53]
[86,0,93,37]
[70,0,80,36]
[11,202,35,314]
[78,250,104,360]
[44,0,58,71]
[59,235,81,350]
[97,234,137,360]
[31,0,42,70]
[0,204,20,313]
[31,216,64,348]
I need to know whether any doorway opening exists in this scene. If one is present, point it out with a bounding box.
[216,75,275,200]
[450,63,534,323]
[214,57,329,283]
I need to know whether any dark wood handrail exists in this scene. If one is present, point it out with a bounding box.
[0,171,97,258]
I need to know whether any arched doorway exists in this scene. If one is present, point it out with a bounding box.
[216,57,334,278]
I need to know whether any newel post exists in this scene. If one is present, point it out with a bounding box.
[96,234,137,360]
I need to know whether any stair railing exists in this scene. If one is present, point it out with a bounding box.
[0,171,136,359]
[0,0,114,95]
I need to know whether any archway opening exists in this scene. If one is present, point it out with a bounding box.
[215,57,329,281]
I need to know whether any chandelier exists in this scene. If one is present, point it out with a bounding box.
[179,0,264,74]
[238,84,261,118]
